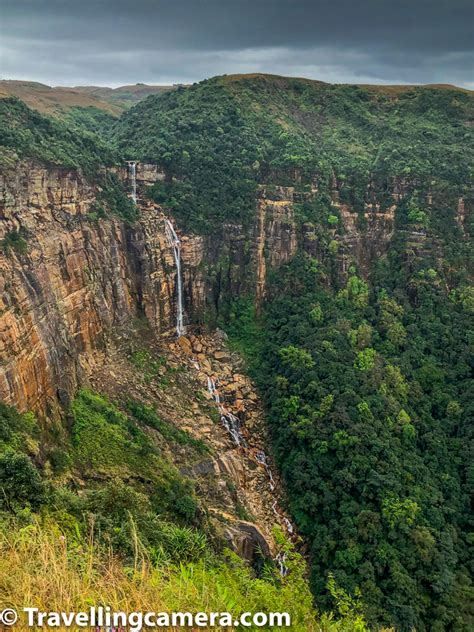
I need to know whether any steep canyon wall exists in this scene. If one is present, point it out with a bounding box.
[1,161,402,415]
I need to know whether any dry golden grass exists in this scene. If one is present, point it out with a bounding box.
[0,80,121,117]
[0,519,328,631]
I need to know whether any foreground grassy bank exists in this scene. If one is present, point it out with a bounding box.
[0,518,371,631]
[0,393,371,631]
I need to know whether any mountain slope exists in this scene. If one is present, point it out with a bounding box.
[0,96,118,169]
[71,83,182,109]
[0,80,181,117]
[112,74,473,233]
[112,74,473,630]
[1,74,472,630]
[0,80,122,116]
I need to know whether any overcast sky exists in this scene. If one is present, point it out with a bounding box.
[1,0,473,88]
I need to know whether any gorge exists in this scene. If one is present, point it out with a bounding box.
[0,74,472,631]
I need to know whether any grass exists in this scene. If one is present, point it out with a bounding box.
[0,519,344,632]
[127,400,209,454]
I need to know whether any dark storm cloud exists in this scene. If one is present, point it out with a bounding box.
[1,0,473,87]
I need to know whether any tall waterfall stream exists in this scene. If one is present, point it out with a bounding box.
[165,219,186,337]
[125,177,293,576]
[161,214,292,576]
[127,161,137,204]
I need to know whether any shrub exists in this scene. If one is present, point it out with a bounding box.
[354,348,376,371]
[0,450,45,511]
[1,229,28,255]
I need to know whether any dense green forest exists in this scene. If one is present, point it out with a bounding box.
[0,97,117,170]
[1,74,473,629]
[113,75,473,629]
[113,74,473,232]
[257,247,473,630]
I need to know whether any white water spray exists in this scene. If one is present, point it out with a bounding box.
[275,551,289,577]
[165,219,185,337]
[127,161,137,204]
[266,466,275,491]
[207,378,246,446]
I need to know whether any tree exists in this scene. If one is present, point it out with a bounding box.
[0,450,45,511]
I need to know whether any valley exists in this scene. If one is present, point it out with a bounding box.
[0,74,472,630]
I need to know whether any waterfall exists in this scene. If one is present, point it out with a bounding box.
[195,344,293,575]
[207,378,246,446]
[266,465,275,491]
[165,219,185,337]
[224,411,246,447]
[275,551,289,577]
[127,161,137,204]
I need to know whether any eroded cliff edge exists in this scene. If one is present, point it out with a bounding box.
[1,161,430,417]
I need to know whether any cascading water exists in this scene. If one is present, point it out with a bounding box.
[267,467,276,491]
[207,377,246,446]
[127,161,137,204]
[200,351,292,575]
[275,551,289,577]
[165,219,185,337]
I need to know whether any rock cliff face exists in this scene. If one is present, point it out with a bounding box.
[0,164,172,415]
[1,161,401,417]
[0,159,450,568]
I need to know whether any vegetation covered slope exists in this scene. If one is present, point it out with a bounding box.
[0,97,117,170]
[257,249,473,630]
[113,74,473,630]
[0,386,366,631]
[0,80,178,121]
[112,74,473,232]
[0,80,122,117]
[71,83,180,110]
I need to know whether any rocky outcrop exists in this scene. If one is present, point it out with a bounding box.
[0,163,302,416]
[224,521,271,563]
[254,187,298,309]
[134,163,167,186]
[0,164,177,415]
[1,161,428,417]
[337,202,396,275]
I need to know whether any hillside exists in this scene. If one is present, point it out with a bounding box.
[0,97,118,169]
[0,80,122,116]
[112,74,474,630]
[0,80,181,117]
[113,74,473,232]
[72,83,183,109]
[1,74,473,631]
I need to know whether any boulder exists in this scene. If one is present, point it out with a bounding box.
[224,521,271,563]
[214,350,229,361]
[177,336,193,355]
